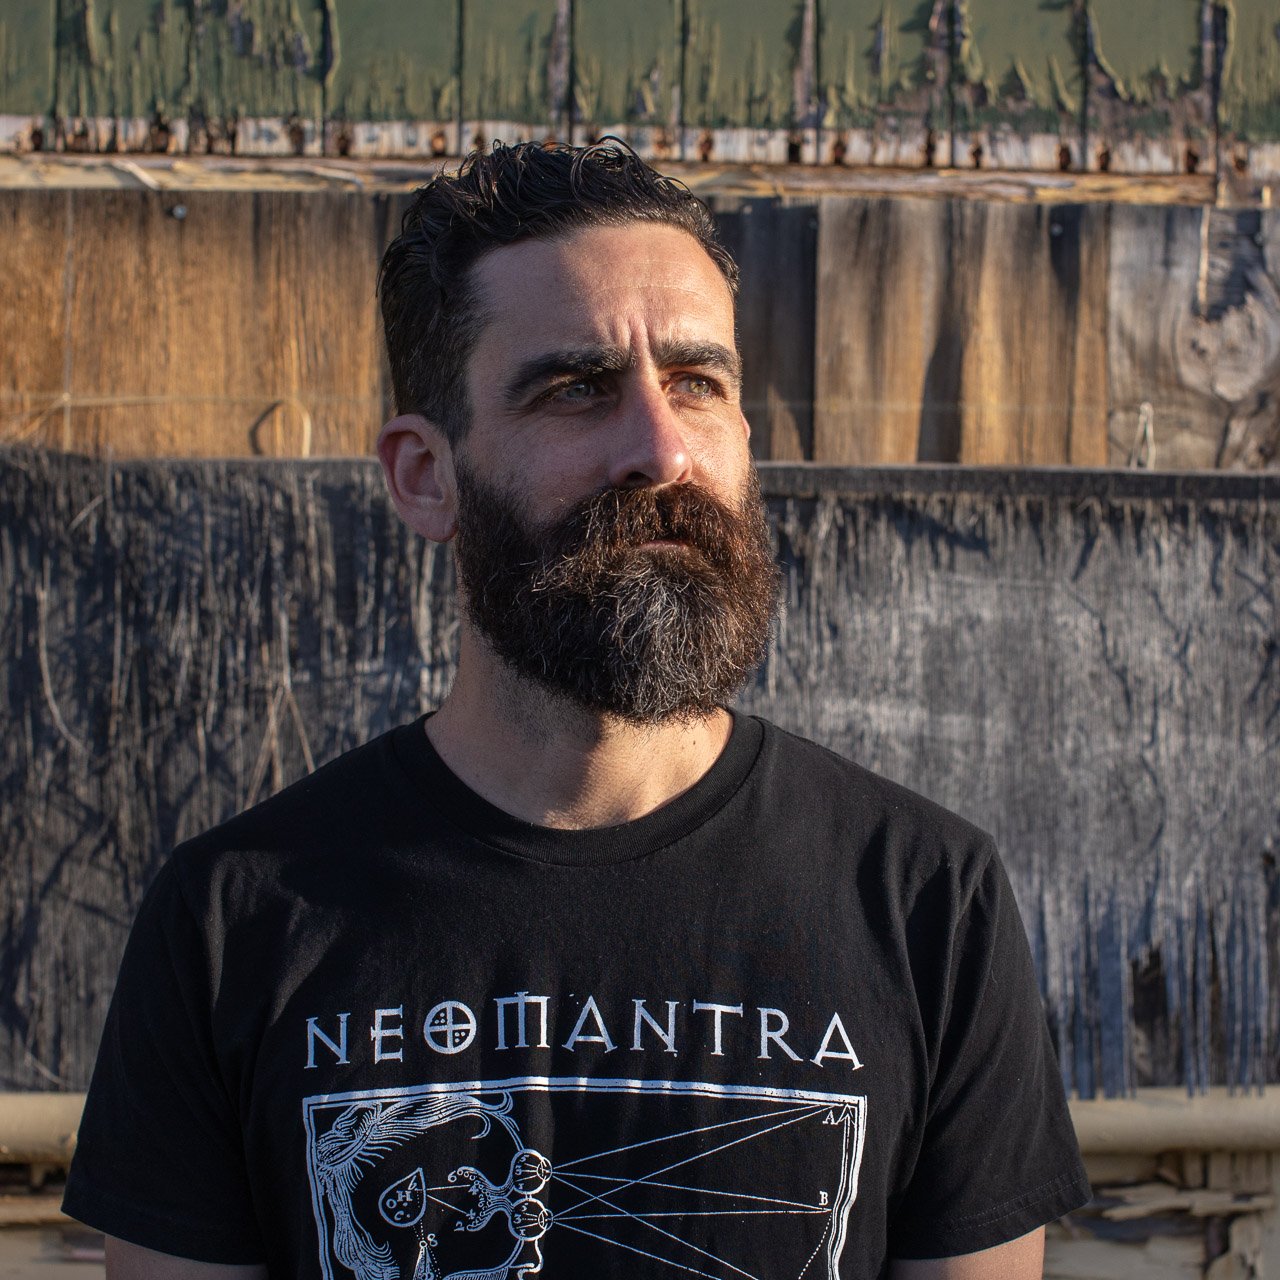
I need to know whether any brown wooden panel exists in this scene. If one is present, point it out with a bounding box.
[957,202,1110,465]
[0,191,70,450]
[66,191,260,456]
[255,192,386,456]
[1107,205,1280,469]
[713,197,816,461]
[62,191,383,458]
[814,195,1110,466]
[813,196,951,464]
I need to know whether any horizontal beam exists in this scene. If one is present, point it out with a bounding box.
[756,462,1280,504]
[1070,1089,1280,1154]
[1,1090,1279,1164]
[0,1093,80,1163]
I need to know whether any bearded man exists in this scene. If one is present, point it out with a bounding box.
[65,142,1088,1279]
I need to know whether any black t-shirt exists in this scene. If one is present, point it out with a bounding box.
[64,714,1088,1278]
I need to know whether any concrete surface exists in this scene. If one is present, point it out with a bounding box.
[0,1229,102,1280]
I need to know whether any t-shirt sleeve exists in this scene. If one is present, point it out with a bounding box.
[62,859,266,1264]
[888,840,1091,1259]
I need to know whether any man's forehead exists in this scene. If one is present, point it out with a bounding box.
[470,222,735,348]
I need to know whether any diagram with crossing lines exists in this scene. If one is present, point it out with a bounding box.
[303,1077,867,1280]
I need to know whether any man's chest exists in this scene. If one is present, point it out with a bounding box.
[222,855,918,1278]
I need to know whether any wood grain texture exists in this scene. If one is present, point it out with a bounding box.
[712,196,816,461]
[0,191,69,450]
[814,195,950,464]
[58,190,383,457]
[1106,205,1280,468]
[814,195,1109,465]
[956,201,1110,464]
[4,187,1276,468]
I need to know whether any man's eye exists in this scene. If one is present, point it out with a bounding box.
[557,379,597,401]
[677,375,716,397]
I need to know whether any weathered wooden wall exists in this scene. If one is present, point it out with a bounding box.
[3,186,1276,469]
[1,1,1277,178]
[0,187,396,457]
[3,454,1276,1101]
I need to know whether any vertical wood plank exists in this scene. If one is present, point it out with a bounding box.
[713,197,817,460]
[957,202,1110,465]
[257,191,386,456]
[814,195,951,464]
[62,191,383,457]
[67,191,264,455]
[1106,205,1280,469]
[0,192,70,450]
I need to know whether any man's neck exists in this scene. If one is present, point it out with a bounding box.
[423,638,733,830]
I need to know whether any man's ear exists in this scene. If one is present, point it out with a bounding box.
[377,414,458,543]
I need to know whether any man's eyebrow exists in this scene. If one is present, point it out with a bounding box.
[651,339,743,388]
[502,345,631,407]
[501,339,743,409]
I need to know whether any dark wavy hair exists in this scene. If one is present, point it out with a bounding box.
[378,140,739,444]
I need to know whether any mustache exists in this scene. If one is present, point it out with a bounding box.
[534,481,754,573]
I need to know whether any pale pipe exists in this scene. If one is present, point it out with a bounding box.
[0,1089,1279,1164]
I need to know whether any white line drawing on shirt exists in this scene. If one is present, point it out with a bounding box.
[303,1077,867,1280]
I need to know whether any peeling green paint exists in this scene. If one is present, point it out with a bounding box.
[191,0,324,121]
[325,0,454,123]
[0,2,53,118]
[962,0,1075,115]
[679,0,800,128]
[819,1,933,127]
[464,0,559,124]
[1222,0,1280,140]
[4,0,1278,152]
[1088,0,1202,102]
[575,0,673,126]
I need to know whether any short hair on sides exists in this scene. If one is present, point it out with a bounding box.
[377,139,740,445]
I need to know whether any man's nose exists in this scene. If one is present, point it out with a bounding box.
[606,380,694,490]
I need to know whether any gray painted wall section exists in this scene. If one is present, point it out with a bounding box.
[2,451,1276,1096]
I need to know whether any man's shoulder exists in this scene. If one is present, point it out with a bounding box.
[169,718,419,884]
[749,716,996,881]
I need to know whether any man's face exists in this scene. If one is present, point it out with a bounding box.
[461,221,752,517]
[447,222,779,722]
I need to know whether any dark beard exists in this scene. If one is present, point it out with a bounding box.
[451,461,780,724]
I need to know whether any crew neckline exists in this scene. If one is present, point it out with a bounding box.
[390,711,765,867]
